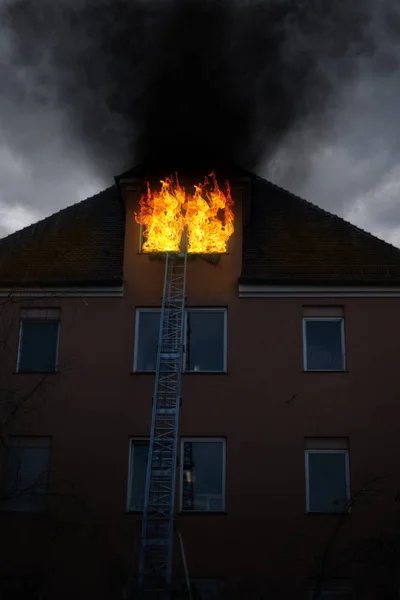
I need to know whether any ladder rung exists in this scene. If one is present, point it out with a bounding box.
[144,539,168,546]
[150,468,173,473]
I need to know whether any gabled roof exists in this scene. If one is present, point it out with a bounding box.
[240,176,400,285]
[0,186,125,287]
[2,166,400,288]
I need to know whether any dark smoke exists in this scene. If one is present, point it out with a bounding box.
[1,0,398,177]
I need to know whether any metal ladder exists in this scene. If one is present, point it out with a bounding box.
[138,250,188,599]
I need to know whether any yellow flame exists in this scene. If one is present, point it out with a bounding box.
[135,172,234,253]
[135,175,185,253]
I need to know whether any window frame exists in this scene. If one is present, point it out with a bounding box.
[126,437,149,513]
[133,308,227,373]
[183,308,227,373]
[133,308,160,373]
[190,578,227,599]
[179,437,226,513]
[16,317,60,374]
[309,589,352,599]
[303,317,346,372]
[305,449,350,514]
[1,436,52,513]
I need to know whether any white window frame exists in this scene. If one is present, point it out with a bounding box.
[179,437,226,513]
[305,449,350,514]
[133,308,227,373]
[126,437,149,512]
[16,317,60,373]
[303,317,346,372]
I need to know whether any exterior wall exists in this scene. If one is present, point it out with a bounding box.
[0,180,400,598]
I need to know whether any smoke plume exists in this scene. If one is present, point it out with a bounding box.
[1,0,400,240]
[2,0,395,172]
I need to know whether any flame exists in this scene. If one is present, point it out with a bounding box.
[185,173,234,253]
[135,172,234,254]
[135,175,185,253]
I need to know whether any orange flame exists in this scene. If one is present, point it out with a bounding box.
[135,175,186,253]
[135,172,234,254]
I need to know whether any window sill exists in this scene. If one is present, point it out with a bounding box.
[303,370,348,374]
[179,511,227,516]
[14,371,58,375]
[0,508,47,515]
[126,510,227,516]
[136,252,230,256]
[306,511,349,516]
[131,371,229,375]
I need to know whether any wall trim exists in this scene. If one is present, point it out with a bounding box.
[239,284,400,298]
[0,286,124,298]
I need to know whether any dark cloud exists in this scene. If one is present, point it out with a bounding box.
[0,0,400,243]
[0,0,383,170]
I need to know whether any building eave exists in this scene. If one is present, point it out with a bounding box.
[238,282,400,298]
[0,284,124,298]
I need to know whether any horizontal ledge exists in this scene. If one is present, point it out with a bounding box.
[306,512,349,516]
[303,370,348,374]
[239,283,400,298]
[14,371,58,375]
[130,372,229,375]
[0,286,124,298]
[178,511,227,516]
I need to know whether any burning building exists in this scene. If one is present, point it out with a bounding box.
[1,162,400,599]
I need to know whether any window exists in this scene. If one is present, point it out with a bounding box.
[134,311,161,372]
[185,310,226,372]
[303,307,345,371]
[305,439,350,514]
[315,593,352,599]
[180,439,226,512]
[1,436,52,513]
[127,440,149,511]
[191,579,226,600]
[134,309,227,372]
[17,308,60,373]
[309,581,352,599]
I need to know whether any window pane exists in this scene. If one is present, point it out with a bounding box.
[136,312,160,371]
[186,312,225,372]
[18,320,59,372]
[320,594,352,599]
[182,441,224,511]
[308,453,348,513]
[129,443,149,511]
[3,445,51,513]
[305,320,344,370]
[192,580,225,600]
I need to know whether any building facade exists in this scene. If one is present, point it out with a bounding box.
[1,165,400,599]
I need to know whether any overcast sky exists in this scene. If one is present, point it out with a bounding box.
[1,0,400,248]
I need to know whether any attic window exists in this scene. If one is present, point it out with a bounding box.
[17,308,60,373]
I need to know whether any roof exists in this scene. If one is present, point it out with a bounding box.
[0,186,125,287]
[240,176,400,285]
[2,165,400,288]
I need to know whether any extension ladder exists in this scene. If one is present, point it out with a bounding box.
[138,250,188,599]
